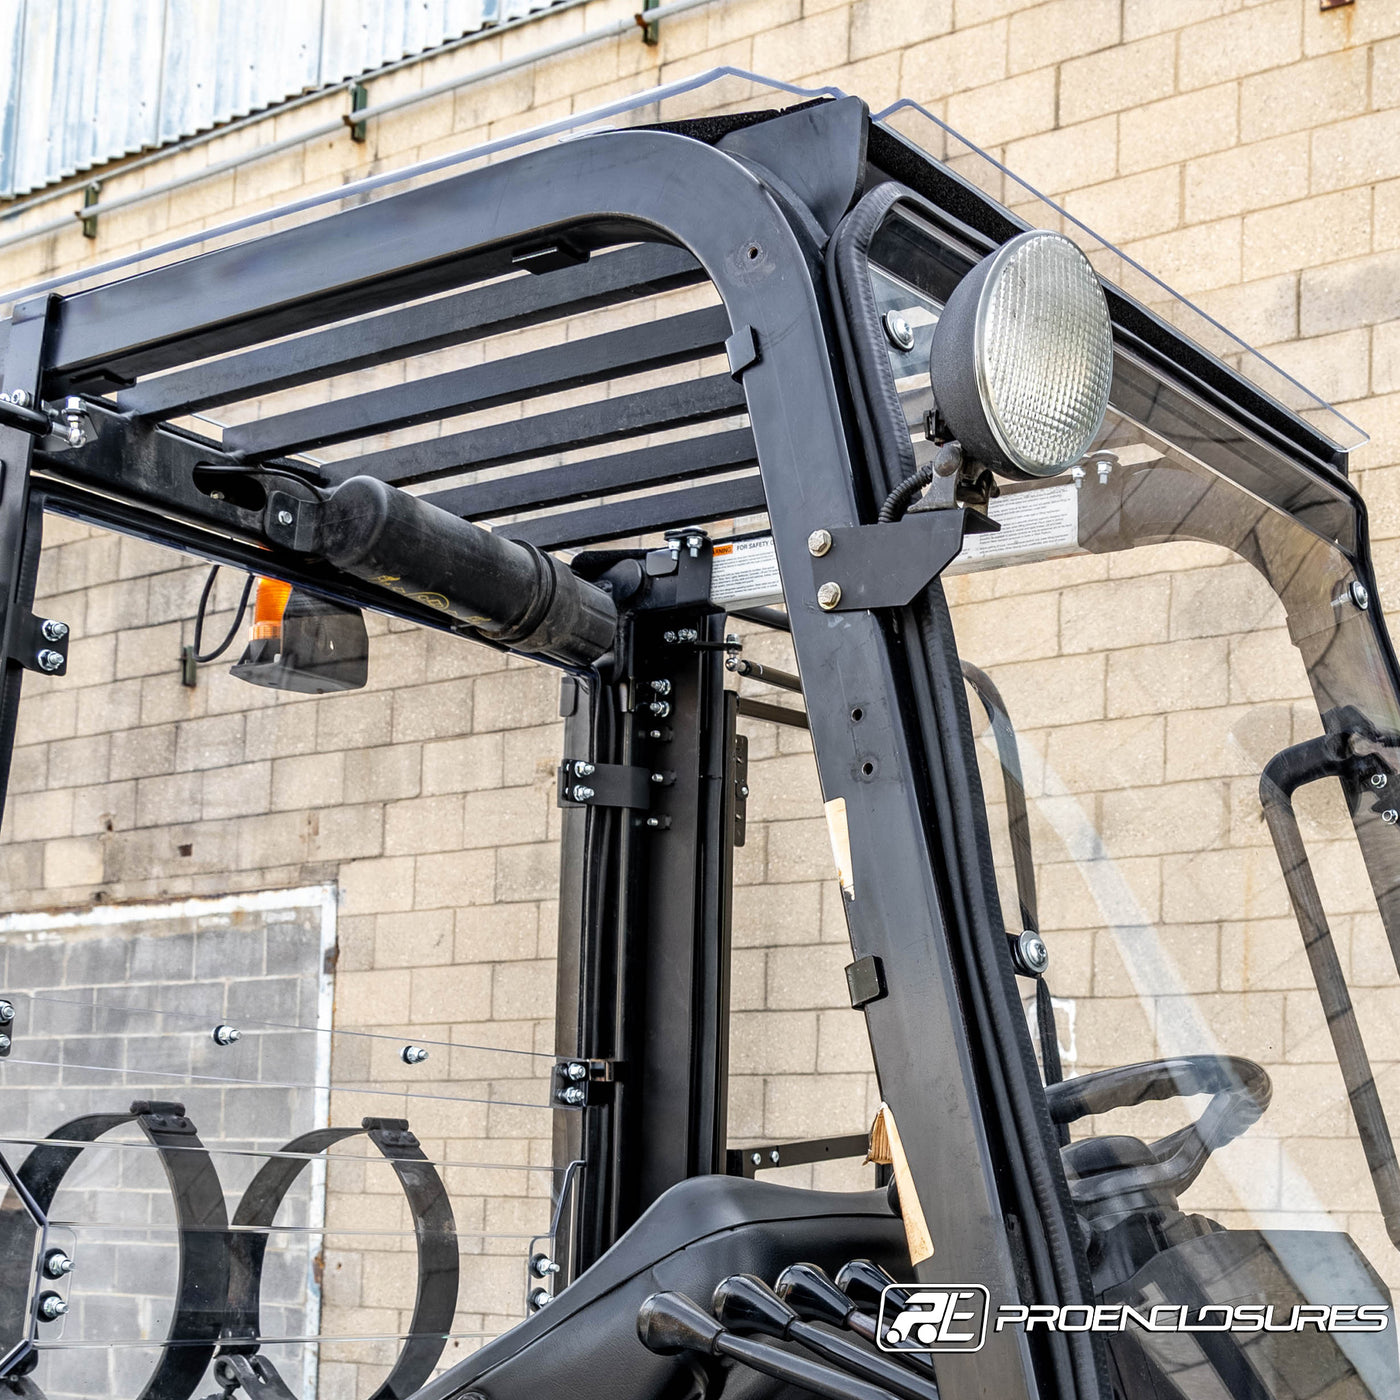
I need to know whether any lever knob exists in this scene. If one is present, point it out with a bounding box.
[776,1262,856,1327]
[712,1274,799,1340]
[637,1291,723,1356]
[836,1258,907,1311]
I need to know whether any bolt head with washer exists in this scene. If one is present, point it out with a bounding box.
[276,509,295,527]
[807,529,833,557]
[817,581,842,611]
[883,309,915,352]
[1017,930,1050,975]
[1351,580,1371,610]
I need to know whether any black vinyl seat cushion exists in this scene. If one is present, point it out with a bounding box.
[415,1174,910,1400]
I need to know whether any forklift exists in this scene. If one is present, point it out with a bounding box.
[0,74,1398,1400]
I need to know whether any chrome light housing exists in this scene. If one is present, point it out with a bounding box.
[929,229,1113,479]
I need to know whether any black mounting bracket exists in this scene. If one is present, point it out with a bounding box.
[807,507,996,612]
[6,614,68,677]
[557,760,652,810]
[552,1059,616,1109]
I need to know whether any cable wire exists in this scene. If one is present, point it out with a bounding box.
[192,565,254,663]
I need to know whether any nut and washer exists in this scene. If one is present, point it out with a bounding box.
[807,529,833,558]
[1372,773,1389,789]
[816,581,842,611]
[529,1287,553,1310]
[276,509,295,527]
[211,1024,242,1046]
[401,1045,430,1065]
[0,1034,11,1053]
[573,761,595,778]
[530,1253,561,1278]
[649,700,671,719]
[650,678,672,695]
[38,1293,68,1322]
[883,310,915,352]
[40,619,69,642]
[1351,580,1371,610]
[43,1250,73,1279]
[1383,810,1399,826]
[37,649,64,672]
[558,1085,586,1106]
[565,1061,589,1081]
[570,785,595,802]
[0,1000,13,1023]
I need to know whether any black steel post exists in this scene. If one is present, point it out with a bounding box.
[0,296,54,835]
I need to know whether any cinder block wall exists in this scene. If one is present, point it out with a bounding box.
[4,1,1400,1394]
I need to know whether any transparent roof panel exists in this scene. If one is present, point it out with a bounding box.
[1,69,1364,454]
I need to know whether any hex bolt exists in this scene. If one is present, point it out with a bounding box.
[725,633,741,648]
[1351,580,1371,611]
[649,701,671,719]
[4,390,31,408]
[529,1287,553,1310]
[816,582,842,611]
[38,1293,67,1322]
[530,1253,561,1278]
[750,1151,762,1166]
[883,309,915,352]
[573,761,595,778]
[565,1061,589,1081]
[807,528,833,557]
[570,785,595,802]
[1372,773,1389,789]
[1017,930,1050,975]
[40,619,68,642]
[275,509,294,527]
[1383,810,1399,826]
[769,1149,780,1165]
[650,678,672,695]
[0,1034,11,1053]
[211,1024,242,1046]
[36,649,64,672]
[43,1250,72,1280]
[559,1085,586,1106]
[0,1000,13,1024]
[401,1045,430,1065]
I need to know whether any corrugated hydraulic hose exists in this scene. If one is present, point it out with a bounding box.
[314,475,616,667]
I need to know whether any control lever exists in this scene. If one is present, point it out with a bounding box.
[713,1275,939,1400]
[837,1258,912,1316]
[778,1261,878,1343]
[637,1291,896,1400]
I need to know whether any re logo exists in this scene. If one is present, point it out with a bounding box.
[877,1285,990,1353]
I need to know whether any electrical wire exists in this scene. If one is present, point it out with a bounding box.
[191,565,254,663]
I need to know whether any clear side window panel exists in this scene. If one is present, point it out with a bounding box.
[944,415,1400,1351]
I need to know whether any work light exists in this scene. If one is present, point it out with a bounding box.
[929,230,1113,479]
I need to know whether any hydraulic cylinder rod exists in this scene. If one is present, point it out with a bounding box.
[309,475,617,667]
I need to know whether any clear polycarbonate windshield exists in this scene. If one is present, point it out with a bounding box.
[869,217,1400,1393]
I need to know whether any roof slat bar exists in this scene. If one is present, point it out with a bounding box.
[422,427,757,520]
[322,373,747,487]
[495,474,766,551]
[223,305,732,459]
[117,245,705,420]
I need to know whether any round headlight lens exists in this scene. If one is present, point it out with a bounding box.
[929,229,1113,479]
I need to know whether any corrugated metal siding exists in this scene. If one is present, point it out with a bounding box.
[0,0,562,199]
